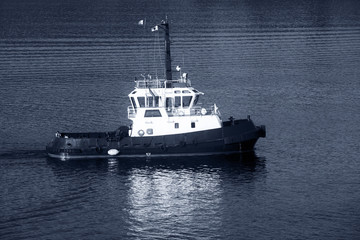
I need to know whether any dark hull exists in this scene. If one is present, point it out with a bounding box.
[46,118,266,160]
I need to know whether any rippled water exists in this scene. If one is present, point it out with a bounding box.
[1,0,360,239]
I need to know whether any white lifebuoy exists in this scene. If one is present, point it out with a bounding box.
[138,129,145,136]
[108,149,119,156]
[201,108,207,115]
[178,110,184,116]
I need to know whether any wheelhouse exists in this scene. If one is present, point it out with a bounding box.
[127,77,222,137]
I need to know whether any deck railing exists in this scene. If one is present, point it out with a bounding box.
[127,104,220,119]
[134,78,191,89]
[128,106,137,118]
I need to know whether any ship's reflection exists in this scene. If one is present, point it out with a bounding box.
[46,152,266,237]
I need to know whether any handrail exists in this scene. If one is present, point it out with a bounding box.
[135,78,191,89]
[127,104,220,119]
[127,106,136,118]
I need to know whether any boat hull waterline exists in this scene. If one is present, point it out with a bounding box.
[46,119,266,160]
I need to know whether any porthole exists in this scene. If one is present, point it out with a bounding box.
[138,130,145,136]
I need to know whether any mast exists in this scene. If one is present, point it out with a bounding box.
[152,19,173,86]
[161,20,172,82]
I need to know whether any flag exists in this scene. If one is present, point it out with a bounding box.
[151,25,158,32]
[138,19,144,25]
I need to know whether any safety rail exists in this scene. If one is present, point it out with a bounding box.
[128,106,137,118]
[135,78,191,89]
[127,104,220,119]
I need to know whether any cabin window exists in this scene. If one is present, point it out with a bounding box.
[144,110,162,117]
[154,96,160,107]
[193,95,200,105]
[182,96,192,107]
[146,96,160,107]
[191,122,196,128]
[146,96,153,107]
[175,123,179,129]
[175,96,181,107]
[174,90,181,94]
[130,97,137,109]
[146,128,153,135]
[166,97,173,109]
[137,97,145,107]
[182,90,191,93]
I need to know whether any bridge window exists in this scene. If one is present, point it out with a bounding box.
[144,110,162,117]
[193,95,200,105]
[154,96,160,107]
[146,96,153,107]
[137,97,145,107]
[175,96,181,107]
[166,97,173,109]
[182,96,192,107]
[146,96,159,107]
[130,97,137,108]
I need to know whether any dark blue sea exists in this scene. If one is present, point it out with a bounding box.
[1,0,359,239]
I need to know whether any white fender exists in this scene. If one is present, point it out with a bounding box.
[108,149,120,156]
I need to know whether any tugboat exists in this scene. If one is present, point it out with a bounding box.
[46,19,266,160]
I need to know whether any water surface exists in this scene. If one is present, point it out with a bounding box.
[1,0,359,239]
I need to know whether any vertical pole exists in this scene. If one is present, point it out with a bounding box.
[162,20,172,85]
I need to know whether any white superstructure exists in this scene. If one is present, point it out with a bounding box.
[127,76,222,137]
